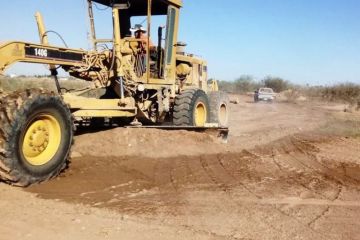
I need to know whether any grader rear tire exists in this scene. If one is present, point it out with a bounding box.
[0,89,73,187]
[173,89,210,127]
[209,91,230,127]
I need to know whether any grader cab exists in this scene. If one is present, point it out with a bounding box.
[0,0,229,186]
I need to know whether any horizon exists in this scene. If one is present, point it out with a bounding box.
[0,0,359,85]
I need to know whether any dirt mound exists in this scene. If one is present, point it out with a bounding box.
[73,128,225,158]
[3,96,360,240]
[29,134,360,207]
[27,134,360,239]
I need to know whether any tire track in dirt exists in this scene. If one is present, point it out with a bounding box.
[270,143,341,231]
[200,153,331,239]
[196,155,280,239]
[26,134,360,239]
[285,137,360,236]
[265,136,360,238]
[292,136,360,185]
[198,155,282,235]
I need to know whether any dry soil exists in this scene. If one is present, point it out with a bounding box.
[1,96,360,240]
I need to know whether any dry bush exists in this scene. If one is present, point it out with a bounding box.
[218,75,289,94]
[321,83,360,104]
[303,83,360,109]
[0,76,90,93]
[218,75,262,94]
[282,89,302,103]
[262,76,290,93]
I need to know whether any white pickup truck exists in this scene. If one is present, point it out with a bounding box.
[254,88,276,102]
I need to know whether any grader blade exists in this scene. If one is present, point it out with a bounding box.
[126,125,229,143]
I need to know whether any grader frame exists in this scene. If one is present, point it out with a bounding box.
[0,0,209,120]
[0,0,229,186]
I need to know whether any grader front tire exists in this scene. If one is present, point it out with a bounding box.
[173,89,210,127]
[0,89,73,187]
[209,91,230,127]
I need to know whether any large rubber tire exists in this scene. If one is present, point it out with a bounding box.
[0,89,73,187]
[173,89,210,126]
[209,91,230,127]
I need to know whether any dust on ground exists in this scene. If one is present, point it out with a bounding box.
[1,95,360,240]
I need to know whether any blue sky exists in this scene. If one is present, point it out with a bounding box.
[0,0,359,85]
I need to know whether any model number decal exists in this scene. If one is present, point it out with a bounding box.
[25,45,84,62]
[34,48,48,57]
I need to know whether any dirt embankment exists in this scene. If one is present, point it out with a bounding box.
[1,96,360,240]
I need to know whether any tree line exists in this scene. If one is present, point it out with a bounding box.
[217,75,292,93]
[215,75,360,107]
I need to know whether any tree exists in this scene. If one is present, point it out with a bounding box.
[234,75,258,93]
[217,80,233,93]
[262,76,290,93]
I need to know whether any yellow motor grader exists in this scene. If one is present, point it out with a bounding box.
[0,0,229,186]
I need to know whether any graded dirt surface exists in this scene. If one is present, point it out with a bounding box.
[1,96,360,240]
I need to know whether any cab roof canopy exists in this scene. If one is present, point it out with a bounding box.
[91,0,182,16]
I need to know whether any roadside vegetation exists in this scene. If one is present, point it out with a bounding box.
[1,75,359,110]
[305,83,360,106]
[218,75,294,94]
[0,75,90,93]
[216,75,360,109]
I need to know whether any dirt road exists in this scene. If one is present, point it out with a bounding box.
[1,96,359,240]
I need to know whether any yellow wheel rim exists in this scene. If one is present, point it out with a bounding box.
[219,104,228,126]
[22,114,61,166]
[194,102,207,127]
